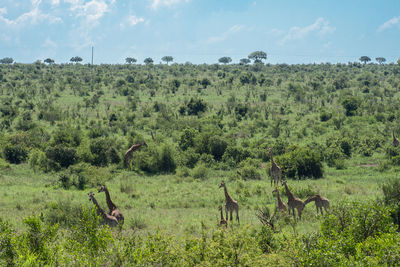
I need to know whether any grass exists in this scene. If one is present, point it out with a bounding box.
[0,155,391,236]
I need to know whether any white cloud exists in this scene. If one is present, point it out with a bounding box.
[279,17,335,45]
[150,0,189,10]
[0,6,62,26]
[378,16,400,32]
[69,0,109,22]
[127,15,144,26]
[49,0,60,6]
[207,24,245,43]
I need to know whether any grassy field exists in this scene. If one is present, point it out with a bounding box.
[1,62,400,265]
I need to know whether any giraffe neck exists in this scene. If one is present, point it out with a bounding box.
[104,188,117,211]
[220,208,224,221]
[276,191,284,205]
[304,195,317,205]
[284,183,295,201]
[91,196,105,215]
[223,186,232,202]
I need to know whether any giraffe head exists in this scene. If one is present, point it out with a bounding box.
[98,185,107,193]
[142,141,148,147]
[218,205,223,211]
[272,188,278,194]
[218,181,225,188]
[88,192,95,201]
[281,180,287,186]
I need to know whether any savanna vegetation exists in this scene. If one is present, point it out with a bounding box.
[1,58,400,265]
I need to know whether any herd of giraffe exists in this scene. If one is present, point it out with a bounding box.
[90,130,400,228]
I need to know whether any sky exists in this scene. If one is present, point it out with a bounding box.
[0,0,399,64]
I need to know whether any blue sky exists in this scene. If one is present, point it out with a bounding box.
[0,0,399,64]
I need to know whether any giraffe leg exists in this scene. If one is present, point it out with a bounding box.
[236,207,239,223]
[320,206,324,215]
[230,210,233,221]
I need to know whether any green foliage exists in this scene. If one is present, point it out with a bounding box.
[278,147,324,179]
[0,217,17,266]
[342,96,361,116]
[209,135,227,161]
[238,158,262,180]
[19,215,58,265]
[45,145,77,169]
[3,143,28,164]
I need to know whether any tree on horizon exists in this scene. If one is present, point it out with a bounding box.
[248,51,267,63]
[359,56,371,64]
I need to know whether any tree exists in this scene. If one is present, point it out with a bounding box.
[161,56,173,65]
[397,57,400,65]
[248,51,267,63]
[359,56,371,64]
[375,57,386,64]
[0,57,13,64]
[240,58,251,65]
[218,57,232,64]
[125,57,137,64]
[44,58,55,65]
[144,57,153,65]
[70,56,83,64]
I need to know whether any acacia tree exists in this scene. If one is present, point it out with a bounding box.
[161,56,173,65]
[248,51,267,63]
[240,58,251,65]
[70,56,83,64]
[125,57,137,64]
[359,56,371,64]
[44,58,55,65]
[375,57,386,64]
[144,57,153,65]
[218,57,232,64]
[0,57,13,64]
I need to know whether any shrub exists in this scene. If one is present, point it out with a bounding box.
[278,147,324,179]
[238,158,262,180]
[209,136,227,161]
[342,96,361,116]
[3,143,28,164]
[45,145,77,169]
[191,163,208,180]
[178,127,198,151]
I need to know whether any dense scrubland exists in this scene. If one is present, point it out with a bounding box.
[1,61,400,265]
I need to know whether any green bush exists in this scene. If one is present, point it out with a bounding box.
[3,143,28,164]
[45,145,77,169]
[238,158,262,180]
[209,136,227,161]
[278,147,324,179]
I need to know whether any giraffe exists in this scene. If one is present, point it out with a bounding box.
[88,192,118,227]
[272,188,287,212]
[218,205,228,227]
[124,141,147,169]
[219,181,239,223]
[281,180,304,220]
[303,194,330,215]
[269,147,282,187]
[98,185,124,226]
[393,128,399,147]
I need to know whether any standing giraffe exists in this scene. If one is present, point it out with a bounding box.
[303,194,330,215]
[124,141,147,169]
[269,147,282,187]
[281,180,304,220]
[88,192,118,227]
[219,181,239,223]
[218,205,228,227]
[393,128,399,147]
[272,188,287,212]
[98,185,124,226]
